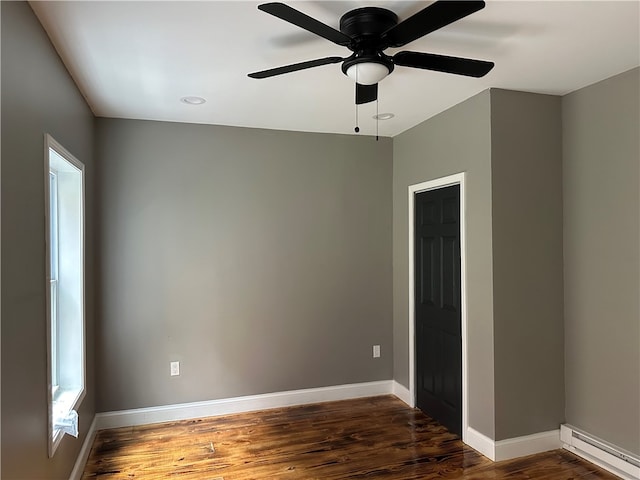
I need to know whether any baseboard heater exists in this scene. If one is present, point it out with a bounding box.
[560,424,640,480]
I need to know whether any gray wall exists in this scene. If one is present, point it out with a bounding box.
[393,91,496,438]
[95,118,393,411]
[1,2,96,479]
[563,67,640,455]
[490,90,565,440]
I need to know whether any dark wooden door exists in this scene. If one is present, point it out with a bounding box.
[414,184,462,436]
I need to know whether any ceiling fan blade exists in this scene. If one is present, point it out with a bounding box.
[258,3,352,46]
[356,83,378,105]
[381,1,485,48]
[248,56,344,79]
[393,51,494,77]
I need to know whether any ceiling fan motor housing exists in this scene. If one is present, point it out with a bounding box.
[339,7,398,82]
[339,7,398,43]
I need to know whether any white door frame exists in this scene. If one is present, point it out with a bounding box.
[408,172,468,443]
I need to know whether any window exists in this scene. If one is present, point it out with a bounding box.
[45,134,85,456]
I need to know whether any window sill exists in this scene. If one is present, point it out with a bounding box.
[53,386,83,415]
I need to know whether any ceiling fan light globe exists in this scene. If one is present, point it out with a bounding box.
[346,62,389,85]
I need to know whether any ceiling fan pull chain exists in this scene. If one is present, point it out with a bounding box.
[354,68,360,133]
[376,98,379,141]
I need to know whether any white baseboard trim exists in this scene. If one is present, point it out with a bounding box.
[95,380,394,430]
[465,426,496,460]
[392,381,412,406]
[561,424,640,480]
[68,415,98,480]
[464,427,560,462]
[494,429,560,461]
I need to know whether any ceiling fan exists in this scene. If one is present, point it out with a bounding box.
[248,1,495,105]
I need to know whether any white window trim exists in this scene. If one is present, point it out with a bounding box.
[44,134,86,457]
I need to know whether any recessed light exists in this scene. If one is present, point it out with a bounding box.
[180,96,206,105]
[373,113,394,120]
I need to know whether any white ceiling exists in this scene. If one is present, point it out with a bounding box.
[31,1,639,137]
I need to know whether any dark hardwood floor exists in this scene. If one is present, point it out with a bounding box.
[82,395,617,479]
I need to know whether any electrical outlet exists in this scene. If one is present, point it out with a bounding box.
[373,345,380,358]
[170,361,180,376]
